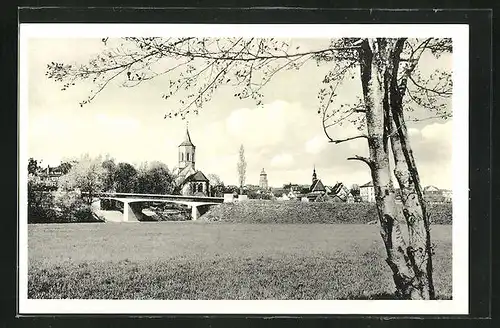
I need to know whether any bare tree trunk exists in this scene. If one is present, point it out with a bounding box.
[359,38,423,299]
[387,39,436,299]
[388,116,433,299]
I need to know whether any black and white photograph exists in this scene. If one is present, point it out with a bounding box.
[18,23,469,315]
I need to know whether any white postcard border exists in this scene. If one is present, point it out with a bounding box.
[18,23,469,315]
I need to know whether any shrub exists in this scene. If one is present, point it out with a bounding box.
[28,190,102,223]
[148,203,191,221]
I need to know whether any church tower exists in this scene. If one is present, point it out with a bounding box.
[259,168,268,189]
[178,124,196,170]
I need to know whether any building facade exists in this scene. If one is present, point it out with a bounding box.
[360,181,376,202]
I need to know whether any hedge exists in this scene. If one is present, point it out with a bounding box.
[200,200,452,225]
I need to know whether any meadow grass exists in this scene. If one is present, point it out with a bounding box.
[28,222,452,300]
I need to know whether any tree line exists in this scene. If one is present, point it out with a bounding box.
[27,154,227,222]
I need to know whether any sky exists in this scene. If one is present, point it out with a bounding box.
[26,37,454,189]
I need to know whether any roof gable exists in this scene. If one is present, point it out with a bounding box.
[311,179,326,192]
[424,185,440,192]
[183,170,209,184]
[360,181,373,188]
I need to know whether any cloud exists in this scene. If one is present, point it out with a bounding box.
[404,120,453,188]
[305,135,328,154]
[225,100,301,149]
[408,127,421,137]
[270,153,294,168]
[420,121,452,142]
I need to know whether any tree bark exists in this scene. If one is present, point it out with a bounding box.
[386,39,435,299]
[358,39,420,299]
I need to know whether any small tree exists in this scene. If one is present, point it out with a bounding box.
[237,145,247,195]
[101,157,117,192]
[58,154,105,205]
[207,173,225,197]
[57,161,73,175]
[28,158,39,175]
[136,161,175,194]
[27,174,56,222]
[114,162,138,193]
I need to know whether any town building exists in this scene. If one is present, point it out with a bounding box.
[40,165,64,182]
[330,182,351,202]
[173,125,210,196]
[36,165,64,190]
[259,168,269,189]
[423,185,452,203]
[360,181,376,202]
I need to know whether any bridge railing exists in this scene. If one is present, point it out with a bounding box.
[82,191,224,203]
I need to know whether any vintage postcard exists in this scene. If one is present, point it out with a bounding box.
[18,23,469,315]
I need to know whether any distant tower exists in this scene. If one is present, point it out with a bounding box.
[178,123,196,170]
[312,165,318,186]
[259,168,268,189]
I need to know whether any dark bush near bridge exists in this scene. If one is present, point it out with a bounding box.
[28,190,103,224]
[146,203,191,221]
[200,200,452,225]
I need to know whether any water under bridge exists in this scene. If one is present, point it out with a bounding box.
[90,192,224,222]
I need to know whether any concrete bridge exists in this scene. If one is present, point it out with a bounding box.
[91,192,224,222]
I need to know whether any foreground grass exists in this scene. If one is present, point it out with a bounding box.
[28,223,452,300]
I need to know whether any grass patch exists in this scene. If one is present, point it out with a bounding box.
[28,223,452,300]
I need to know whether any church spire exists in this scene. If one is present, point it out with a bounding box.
[312,164,318,185]
[179,122,194,147]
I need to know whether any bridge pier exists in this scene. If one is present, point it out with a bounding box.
[191,205,200,221]
[122,201,140,222]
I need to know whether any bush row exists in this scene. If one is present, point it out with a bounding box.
[28,190,103,224]
[200,200,452,225]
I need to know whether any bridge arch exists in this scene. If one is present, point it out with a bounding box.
[96,193,222,222]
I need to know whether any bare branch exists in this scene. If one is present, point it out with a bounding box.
[408,75,452,96]
[347,155,373,168]
[330,135,368,144]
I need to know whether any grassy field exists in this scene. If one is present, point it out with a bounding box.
[28,222,452,300]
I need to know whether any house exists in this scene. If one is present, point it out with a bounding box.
[278,194,290,201]
[441,189,452,202]
[37,165,64,189]
[423,185,451,203]
[330,182,351,202]
[360,181,376,202]
[173,126,210,196]
[279,183,309,200]
[39,165,64,181]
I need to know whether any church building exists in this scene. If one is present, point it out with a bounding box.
[310,165,326,194]
[173,125,210,196]
[305,165,327,202]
